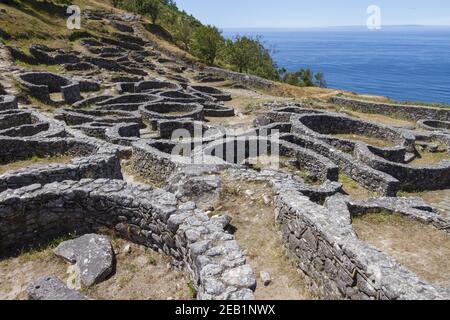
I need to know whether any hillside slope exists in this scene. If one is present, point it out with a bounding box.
[0,0,336,101]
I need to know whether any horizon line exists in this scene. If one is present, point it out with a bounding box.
[220,24,450,30]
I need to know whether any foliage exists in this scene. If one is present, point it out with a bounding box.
[278,67,326,87]
[173,17,194,50]
[189,25,224,65]
[124,0,161,23]
[108,1,326,87]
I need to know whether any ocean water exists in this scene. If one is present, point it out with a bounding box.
[223,27,450,104]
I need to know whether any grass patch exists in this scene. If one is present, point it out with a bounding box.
[0,154,73,175]
[409,143,449,166]
[15,60,62,73]
[339,174,375,200]
[352,212,450,287]
[187,281,197,299]
[334,133,395,148]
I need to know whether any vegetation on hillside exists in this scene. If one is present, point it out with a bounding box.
[0,0,326,88]
[115,0,326,87]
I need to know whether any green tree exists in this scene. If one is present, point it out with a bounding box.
[314,72,327,88]
[224,36,255,73]
[131,0,160,24]
[174,17,194,50]
[111,0,122,8]
[223,36,279,80]
[190,25,224,65]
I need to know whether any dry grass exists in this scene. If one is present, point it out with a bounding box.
[84,238,192,300]
[272,82,339,100]
[214,177,313,300]
[339,174,376,200]
[0,235,76,300]
[352,212,450,287]
[334,133,395,148]
[0,235,192,300]
[343,110,415,128]
[409,149,450,166]
[0,155,73,175]
[399,189,450,219]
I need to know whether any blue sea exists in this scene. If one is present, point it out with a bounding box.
[223,26,450,104]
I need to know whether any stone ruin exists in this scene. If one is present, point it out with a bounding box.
[1,9,450,301]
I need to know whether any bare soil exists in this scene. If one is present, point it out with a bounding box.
[214,177,313,300]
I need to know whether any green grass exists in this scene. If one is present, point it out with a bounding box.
[187,281,198,299]
[0,154,73,175]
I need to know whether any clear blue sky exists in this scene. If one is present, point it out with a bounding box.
[176,0,450,28]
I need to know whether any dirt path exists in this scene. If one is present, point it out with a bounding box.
[214,177,312,300]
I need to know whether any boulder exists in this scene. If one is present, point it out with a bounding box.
[27,276,88,300]
[53,234,114,287]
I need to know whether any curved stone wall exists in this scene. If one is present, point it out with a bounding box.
[292,113,415,153]
[331,96,450,122]
[188,85,232,102]
[0,179,256,300]
[355,143,450,191]
[0,110,66,138]
[417,120,450,133]
[140,102,204,129]
[18,72,82,104]
[274,186,450,300]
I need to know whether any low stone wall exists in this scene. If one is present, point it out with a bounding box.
[0,95,18,111]
[280,133,399,196]
[55,109,141,126]
[417,119,450,133]
[72,95,113,109]
[188,85,232,102]
[105,123,140,146]
[29,44,80,65]
[0,110,66,138]
[292,113,416,153]
[18,72,82,104]
[131,140,192,184]
[203,67,273,89]
[255,106,324,126]
[203,135,339,184]
[140,102,204,129]
[331,96,450,122]
[203,103,235,117]
[157,90,205,103]
[355,143,450,191]
[0,179,256,300]
[0,153,121,193]
[135,80,182,93]
[96,93,160,107]
[274,185,450,300]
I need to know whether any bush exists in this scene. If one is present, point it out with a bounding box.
[222,36,279,80]
[190,25,224,65]
[173,17,194,50]
[278,68,326,87]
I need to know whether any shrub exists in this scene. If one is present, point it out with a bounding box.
[190,25,224,65]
